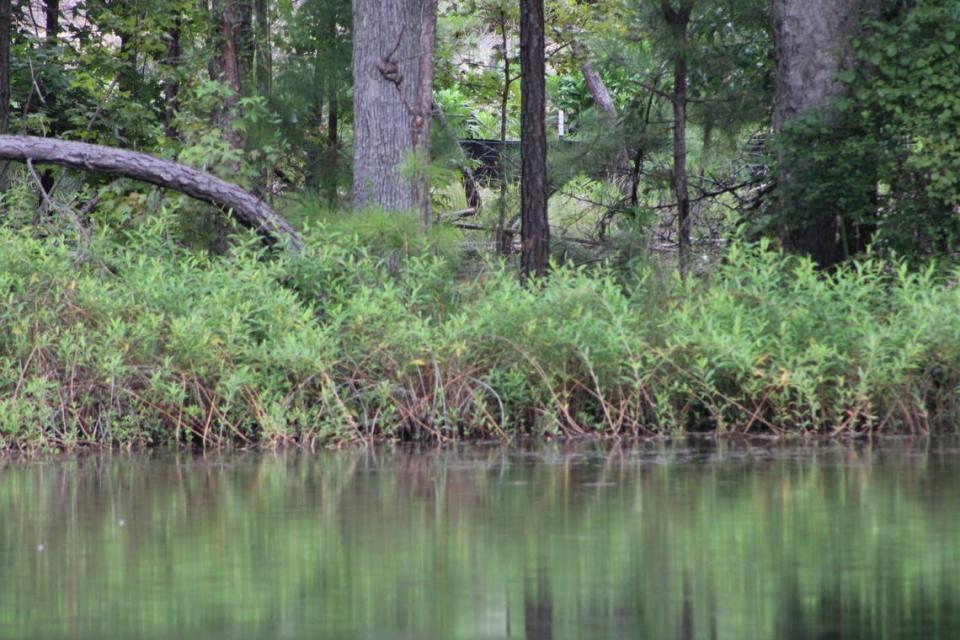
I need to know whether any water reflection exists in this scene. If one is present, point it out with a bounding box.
[0,439,958,639]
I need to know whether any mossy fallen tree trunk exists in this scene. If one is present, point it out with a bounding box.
[0,135,303,250]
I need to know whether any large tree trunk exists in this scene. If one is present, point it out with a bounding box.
[772,0,879,130]
[663,0,693,277]
[520,0,549,279]
[772,0,881,266]
[0,136,302,250]
[351,0,434,213]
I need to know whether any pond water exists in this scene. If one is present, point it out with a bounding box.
[1,440,959,639]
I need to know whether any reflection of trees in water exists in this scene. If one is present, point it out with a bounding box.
[1,440,959,638]
[524,566,553,640]
[775,567,960,640]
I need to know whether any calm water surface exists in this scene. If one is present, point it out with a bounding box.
[1,440,959,639]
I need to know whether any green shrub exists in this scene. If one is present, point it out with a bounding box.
[1,219,958,451]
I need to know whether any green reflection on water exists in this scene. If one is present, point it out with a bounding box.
[0,440,958,640]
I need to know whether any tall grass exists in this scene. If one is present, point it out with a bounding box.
[1,217,958,451]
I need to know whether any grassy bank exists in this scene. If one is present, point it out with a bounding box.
[1,219,958,451]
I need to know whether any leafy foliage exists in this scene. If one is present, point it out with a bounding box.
[1,217,957,450]
[853,0,960,256]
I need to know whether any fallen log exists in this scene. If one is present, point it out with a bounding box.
[0,135,303,250]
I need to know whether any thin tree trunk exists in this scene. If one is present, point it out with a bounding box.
[45,0,57,43]
[164,17,183,140]
[496,9,512,255]
[326,11,339,153]
[219,0,246,152]
[117,27,141,99]
[0,135,303,249]
[211,0,247,250]
[411,0,438,227]
[575,43,633,196]
[254,0,271,98]
[0,0,11,195]
[352,0,428,212]
[39,0,59,205]
[0,0,10,136]
[520,0,549,279]
[663,0,693,278]
[432,100,481,212]
[238,0,254,88]
[327,87,338,149]
[326,53,339,205]
[629,78,662,210]
[304,95,324,191]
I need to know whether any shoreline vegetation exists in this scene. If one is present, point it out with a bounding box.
[0,2,955,455]
[2,216,958,453]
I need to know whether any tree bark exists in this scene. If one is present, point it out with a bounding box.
[327,85,338,150]
[411,0,438,226]
[663,0,693,277]
[520,0,549,279]
[0,0,10,136]
[238,0,254,88]
[322,13,340,204]
[496,9,513,256]
[351,0,432,213]
[254,0,272,98]
[575,42,633,197]
[212,0,245,153]
[772,0,881,266]
[772,0,879,130]
[0,0,10,195]
[40,0,60,203]
[45,0,57,44]
[0,136,302,250]
[325,80,339,205]
[164,17,183,140]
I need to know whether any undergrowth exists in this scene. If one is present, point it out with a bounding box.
[2,216,959,451]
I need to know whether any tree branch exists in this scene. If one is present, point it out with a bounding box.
[0,135,303,250]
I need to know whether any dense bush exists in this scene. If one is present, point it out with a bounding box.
[1,219,958,451]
